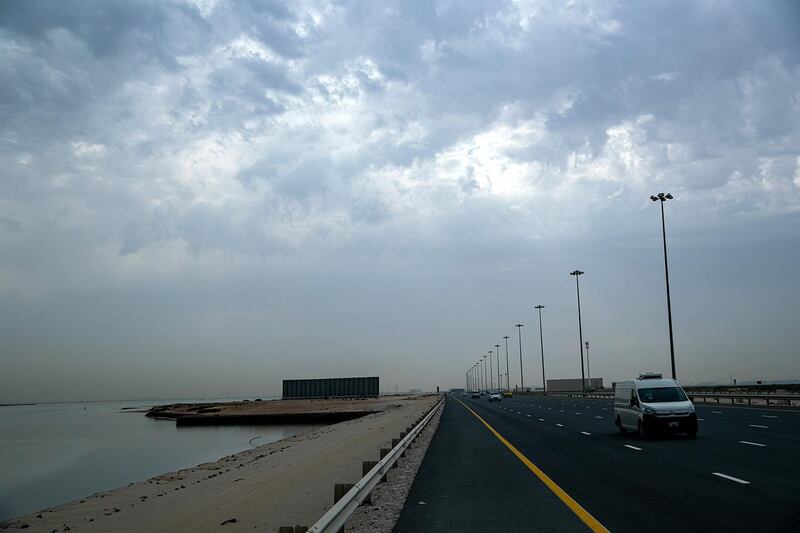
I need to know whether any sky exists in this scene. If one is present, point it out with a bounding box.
[1,0,799,402]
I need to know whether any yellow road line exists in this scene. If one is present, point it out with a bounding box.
[455,397,610,533]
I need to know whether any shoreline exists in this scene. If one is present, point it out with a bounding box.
[1,394,440,532]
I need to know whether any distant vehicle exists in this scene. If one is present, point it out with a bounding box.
[614,373,697,438]
[471,391,480,398]
[489,391,502,402]
[502,391,513,398]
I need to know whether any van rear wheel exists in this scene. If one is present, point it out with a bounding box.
[637,419,647,439]
[616,416,626,434]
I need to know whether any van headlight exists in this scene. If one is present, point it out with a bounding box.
[643,406,656,416]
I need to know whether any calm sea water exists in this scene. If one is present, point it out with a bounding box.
[0,399,319,522]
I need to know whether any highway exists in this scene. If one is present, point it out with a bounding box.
[393,394,800,532]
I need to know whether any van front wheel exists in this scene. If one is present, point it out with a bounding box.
[637,419,647,439]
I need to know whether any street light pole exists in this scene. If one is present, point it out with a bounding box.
[570,270,586,394]
[535,305,546,393]
[483,355,488,391]
[515,324,524,391]
[495,344,501,390]
[651,192,677,379]
[503,336,510,390]
[488,350,494,390]
[585,340,591,385]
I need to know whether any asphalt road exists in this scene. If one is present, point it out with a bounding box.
[394,394,800,532]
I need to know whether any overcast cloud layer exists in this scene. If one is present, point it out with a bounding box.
[2,0,799,402]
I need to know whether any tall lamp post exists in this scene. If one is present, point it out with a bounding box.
[495,344,501,390]
[483,355,488,391]
[651,192,677,380]
[488,350,494,390]
[585,340,591,384]
[535,305,546,393]
[503,336,510,390]
[570,270,587,394]
[515,324,524,391]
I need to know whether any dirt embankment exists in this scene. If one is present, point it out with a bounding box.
[147,396,415,426]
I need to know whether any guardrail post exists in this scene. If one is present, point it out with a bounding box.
[361,461,377,504]
[391,438,402,462]
[379,448,390,481]
[333,483,354,533]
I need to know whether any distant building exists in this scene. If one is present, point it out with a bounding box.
[282,377,379,399]
[547,377,604,392]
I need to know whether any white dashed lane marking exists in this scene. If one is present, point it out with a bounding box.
[712,472,750,484]
[749,424,769,429]
[581,431,591,436]
[739,441,766,447]
[556,423,564,427]
[761,415,777,419]
[624,445,642,451]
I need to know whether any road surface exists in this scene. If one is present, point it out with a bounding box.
[394,394,800,532]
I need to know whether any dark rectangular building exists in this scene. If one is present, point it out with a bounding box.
[282,376,380,399]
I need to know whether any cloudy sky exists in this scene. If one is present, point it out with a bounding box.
[1,0,799,402]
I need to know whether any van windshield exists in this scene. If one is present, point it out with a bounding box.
[638,387,687,403]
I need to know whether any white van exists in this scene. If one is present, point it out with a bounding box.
[614,373,698,438]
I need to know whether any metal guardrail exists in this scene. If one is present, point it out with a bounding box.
[307,395,444,533]
[687,393,799,407]
[520,390,799,407]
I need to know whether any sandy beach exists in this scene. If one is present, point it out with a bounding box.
[1,395,440,533]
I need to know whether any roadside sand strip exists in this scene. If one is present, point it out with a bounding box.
[2,395,439,533]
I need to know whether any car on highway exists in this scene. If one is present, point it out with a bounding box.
[471,391,480,398]
[502,391,513,398]
[488,391,502,402]
[614,373,698,438]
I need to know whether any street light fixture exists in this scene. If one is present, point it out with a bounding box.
[570,270,587,394]
[503,336,510,390]
[535,305,546,393]
[651,192,677,379]
[515,324,524,391]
